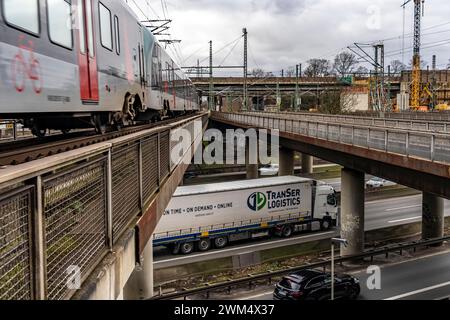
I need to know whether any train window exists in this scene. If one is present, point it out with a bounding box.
[85,0,94,57]
[99,2,112,51]
[47,0,73,49]
[3,0,40,35]
[78,0,86,53]
[114,15,120,55]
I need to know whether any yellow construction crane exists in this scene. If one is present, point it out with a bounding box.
[402,0,425,111]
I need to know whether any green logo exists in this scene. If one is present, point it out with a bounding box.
[248,192,267,211]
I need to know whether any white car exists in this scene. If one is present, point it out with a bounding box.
[366,177,395,188]
[259,164,279,176]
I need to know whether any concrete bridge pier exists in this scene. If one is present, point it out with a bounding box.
[279,147,295,176]
[123,240,154,300]
[422,192,444,242]
[301,154,313,174]
[246,138,259,179]
[340,168,365,257]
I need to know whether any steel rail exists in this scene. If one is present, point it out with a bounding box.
[0,113,200,166]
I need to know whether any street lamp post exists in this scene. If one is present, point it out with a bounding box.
[331,238,348,300]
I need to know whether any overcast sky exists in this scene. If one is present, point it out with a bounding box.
[131,0,450,76]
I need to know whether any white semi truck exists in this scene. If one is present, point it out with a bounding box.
[153,176,339,255]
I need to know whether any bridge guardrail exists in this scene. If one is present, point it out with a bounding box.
[0,113,208,300]
[213,112,450,164]
[244,111,450,133]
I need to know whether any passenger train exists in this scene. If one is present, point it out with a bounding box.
[0,0,199,136]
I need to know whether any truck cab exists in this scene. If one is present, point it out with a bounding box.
[314,183,339,230]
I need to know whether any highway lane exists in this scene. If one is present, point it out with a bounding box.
[240,251,450,300]
[154,195,450,268]
[366,195,450,230]
[154,231,339,269]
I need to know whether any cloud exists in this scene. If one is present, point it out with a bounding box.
[132,0,450,74]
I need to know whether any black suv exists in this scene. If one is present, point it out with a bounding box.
[273,269,360,301]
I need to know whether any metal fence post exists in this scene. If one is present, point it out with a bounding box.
[406,132,410,157]
[157,133,161,187]
[351,126,355,146]
[138,140,144,213]
[13,120,17,141]
[385,130,388,152]
[106,149,113,249]
[431,135,435,162]
[33,176,47,300]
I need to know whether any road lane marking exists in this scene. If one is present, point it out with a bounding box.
[384,281,450,300]
[388,216,421,224]
[241,290,274,300]
[154,231,337,265]
[367,195,421,205]
[385,205,421,212]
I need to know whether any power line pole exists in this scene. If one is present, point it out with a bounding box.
[431,54,437,109]
[197,59,200,78]
[243,28,248,111]
[209,40,214,111]
[295,64,300,111]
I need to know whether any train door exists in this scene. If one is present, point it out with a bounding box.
[77,0,99,102]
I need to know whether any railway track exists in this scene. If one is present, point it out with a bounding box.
[0,113,200,166]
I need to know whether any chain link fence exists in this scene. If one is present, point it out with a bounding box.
[0,114,207,300]
[0,187,33,300]
[43,159,108,300]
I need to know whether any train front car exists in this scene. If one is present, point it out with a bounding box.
[0,0,198,137]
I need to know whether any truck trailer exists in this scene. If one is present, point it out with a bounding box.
[153,176,339,255]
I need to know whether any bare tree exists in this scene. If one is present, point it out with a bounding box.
[333,52,359,77]
[304,59,331,77]
[285,67,296,77]
[355,65,369,75]
[250,68,266,77]
[447,59,450,69]
[408,58,428,70]
[318,89,358,114]
[390,60,407,74]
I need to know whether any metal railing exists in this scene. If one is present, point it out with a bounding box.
[213,112,450,164]
[244,111,450,133]
[0,121,18,141]
[153,235,450,300]
[0,113,207,300]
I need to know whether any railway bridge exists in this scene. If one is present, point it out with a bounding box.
[0,113,208,300]
[192,76,401,111]
[211,111,450,257]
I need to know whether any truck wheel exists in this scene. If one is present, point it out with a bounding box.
[197,239,212,252]
[180,242,194,255]
[321,219,331,231]
[281,225,293,238]
[214,237,228,249]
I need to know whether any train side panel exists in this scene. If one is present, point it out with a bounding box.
[0,0,82,114]
[0,0,198,128]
